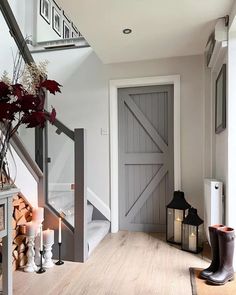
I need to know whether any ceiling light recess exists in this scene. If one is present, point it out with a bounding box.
[123,28,132,34]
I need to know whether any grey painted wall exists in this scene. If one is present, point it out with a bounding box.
[33,49,205,218]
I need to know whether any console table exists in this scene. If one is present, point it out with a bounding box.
[0,188,19,295]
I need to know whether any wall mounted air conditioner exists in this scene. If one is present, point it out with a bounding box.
[205,18,228,68]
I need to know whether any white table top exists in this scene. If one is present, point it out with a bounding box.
[0,188,20,199]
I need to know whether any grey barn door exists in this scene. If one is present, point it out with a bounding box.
[118,85,174,232]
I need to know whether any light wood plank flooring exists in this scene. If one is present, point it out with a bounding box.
[13,231,208,295]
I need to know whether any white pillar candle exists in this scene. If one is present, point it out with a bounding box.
[32,207,44,223]
[43,229,54,245]
[189,232,197,252]
[58,217,62,243]
[26,222,36,237]
[175,209,183,220]
[174,218,182,243]
[39,224,43,251]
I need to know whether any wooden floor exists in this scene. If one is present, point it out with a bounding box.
[13,231,208,295]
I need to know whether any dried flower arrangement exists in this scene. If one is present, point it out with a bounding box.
[0,58,62,188]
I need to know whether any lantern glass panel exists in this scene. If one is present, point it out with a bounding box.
[174,209,183,243]
[182,224,197,252]
[167,208,174,242]
[198,223,204,249]
[167,208,185,243]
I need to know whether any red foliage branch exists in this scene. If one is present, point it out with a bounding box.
[0,79,61,131]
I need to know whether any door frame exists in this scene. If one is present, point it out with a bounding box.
[109,75,181,233]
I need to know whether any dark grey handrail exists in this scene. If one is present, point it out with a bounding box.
[44,110,74,141]
[10,133,43,182]
[52,117,75,141]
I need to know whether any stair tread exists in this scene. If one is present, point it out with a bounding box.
[87,220,110,255]
[48,197,109,255]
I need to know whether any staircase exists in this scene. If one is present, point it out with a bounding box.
[49,193,110,255]
[0,0,110,262]
[86,204,110,255]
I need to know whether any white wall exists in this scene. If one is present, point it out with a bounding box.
[203,49,229,249]
[214,58,228,186]
[36,0,61,42]
[0,0,36,158]
[0,2,38,206]
[203,3,236,234]
[33,49,205,217]
[205,52,228,187]
[227,6,236,269]
[35,0,80,43]
[203,6,236,270]
[203,63,213,178]
[7,147,38,207]
[0,0,18,77]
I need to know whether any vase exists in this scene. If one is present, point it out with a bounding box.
[0,175,13,191]
[0,163,14,191]
[0,129,15,191]
[0,167,13,191]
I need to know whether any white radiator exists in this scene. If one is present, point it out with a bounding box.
[204,179,223,242]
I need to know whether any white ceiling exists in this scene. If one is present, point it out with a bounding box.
[57,0,233,64]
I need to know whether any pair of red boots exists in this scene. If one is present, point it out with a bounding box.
[200,224,235,285]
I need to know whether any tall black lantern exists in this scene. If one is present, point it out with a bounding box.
[166,191,191,244]
[181,207,204,253]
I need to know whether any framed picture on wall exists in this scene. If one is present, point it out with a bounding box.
[72,23,80,37]
[72,30,80,38]
[0,204,5,232]
[63,21,70,39]
[63,10,71,23]
[40,0,51,24]
[52,6,61,36]
[215,64,226,134]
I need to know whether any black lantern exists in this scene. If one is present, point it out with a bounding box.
[166,191,191,244]
[181,207,203,253]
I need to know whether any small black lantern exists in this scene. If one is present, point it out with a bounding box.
[166,191,191,244]
[181,207,204,253]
